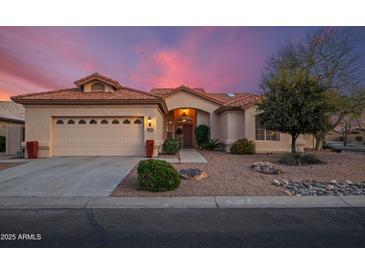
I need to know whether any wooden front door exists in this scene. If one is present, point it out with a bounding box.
[182,124,193,147]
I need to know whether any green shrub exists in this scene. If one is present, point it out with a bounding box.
[230,138,256,154]
[201,139,224,151]
[278,153,324,166]
[195,125,209,146]
[137,159,180,192]
[355,136,363,142]
[0,136,5,152]
[163,138,180,154]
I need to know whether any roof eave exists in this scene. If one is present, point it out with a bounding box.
[11,99,168,114]
[215,106,242,114]
[0,117,25,123]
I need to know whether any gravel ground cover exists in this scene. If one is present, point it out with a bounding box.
[111,150,365,197]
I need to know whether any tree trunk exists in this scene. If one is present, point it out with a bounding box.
[314,114,345,151]
[291,134,297,153]
[343,132,348,146]
[314,133,326,150]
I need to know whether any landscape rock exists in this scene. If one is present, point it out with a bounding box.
[272,179,365,196]
[251,162,283,175]
[179,168,208,181]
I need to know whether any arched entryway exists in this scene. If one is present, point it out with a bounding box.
[165,108,209,147]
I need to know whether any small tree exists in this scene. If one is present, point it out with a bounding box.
[195,125,209,147]
[257,70,327,153]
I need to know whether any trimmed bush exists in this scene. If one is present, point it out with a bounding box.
[201,139,224,151]
[278,153,324,166]
[230,138,256,155]
[137,159,180,192]
[0,136,5,152]
[355,136,363,142]
[195,125,209,147]
[163,138,180,154]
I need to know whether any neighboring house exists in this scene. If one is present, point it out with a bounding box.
[11,73,314,158]
[326,113,365,143]
[0,101,25,155]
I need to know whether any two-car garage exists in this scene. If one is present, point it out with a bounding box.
[53,117,144,156]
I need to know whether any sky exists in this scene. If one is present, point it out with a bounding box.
[0,26,364,100]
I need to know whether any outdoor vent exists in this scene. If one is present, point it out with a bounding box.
[226,92,235,97]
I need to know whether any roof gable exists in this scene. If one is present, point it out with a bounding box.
[74,73,122,90]
[154,85,225,105]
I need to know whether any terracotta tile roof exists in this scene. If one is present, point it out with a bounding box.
[214,94,262,114]
[10,74,261,115]
[150,87,262,111]
[150,87,206,96]
[151,86,225,105]
[11,86,162,103]
[74,73,122,89]
[208,93,259,104]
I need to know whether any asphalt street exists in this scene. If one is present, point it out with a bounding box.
[0,208,364,247]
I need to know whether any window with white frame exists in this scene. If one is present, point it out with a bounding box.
[255,117,280,141]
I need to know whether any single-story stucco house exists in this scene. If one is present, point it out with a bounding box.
[11,73,314,158]
[0,101,25,156]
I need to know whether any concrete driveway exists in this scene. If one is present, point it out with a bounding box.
[0,157,141,197]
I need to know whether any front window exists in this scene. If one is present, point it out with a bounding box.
[255,117,280,141]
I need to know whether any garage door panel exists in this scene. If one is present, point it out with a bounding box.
[54,117,144,156]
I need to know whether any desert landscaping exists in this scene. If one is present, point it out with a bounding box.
[112,150,365,197]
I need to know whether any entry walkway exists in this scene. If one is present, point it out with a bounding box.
[158,148,208,163]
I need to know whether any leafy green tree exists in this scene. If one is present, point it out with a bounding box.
[257,70,328,153]
[262,28,364,149]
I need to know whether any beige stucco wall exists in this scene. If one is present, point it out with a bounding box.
[196,110,210,127]
[240,105,315,153]
[24,104,164,157]
[163,90,221,140]
[218,111,245,150]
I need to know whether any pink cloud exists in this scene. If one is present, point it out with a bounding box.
[0,27,97,99]
[132,27,264,92]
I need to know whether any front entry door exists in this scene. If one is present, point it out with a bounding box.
[182,124,193,147]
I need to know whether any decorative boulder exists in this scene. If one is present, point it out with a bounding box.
[251,162,283,174]
[179,168,208,181]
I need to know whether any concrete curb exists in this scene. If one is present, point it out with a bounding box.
[0,195,364,209]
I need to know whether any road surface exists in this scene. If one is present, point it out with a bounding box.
[0,208,364,247]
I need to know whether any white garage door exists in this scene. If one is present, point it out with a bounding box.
[53,117,144,156]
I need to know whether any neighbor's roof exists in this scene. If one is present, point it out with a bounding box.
[331,113,365,133]
[0,101,25,123]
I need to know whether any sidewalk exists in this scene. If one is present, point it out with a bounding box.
[158,148,208,163]
[0,195,364,209]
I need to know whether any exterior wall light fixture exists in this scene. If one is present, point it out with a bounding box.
[147,116,152,127]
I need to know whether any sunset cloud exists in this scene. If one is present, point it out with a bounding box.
[0,27,363,100]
